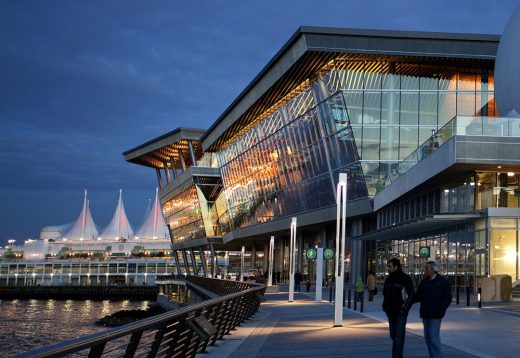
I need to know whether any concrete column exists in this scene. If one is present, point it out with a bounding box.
[199,246,208,277]
[189,248,198,276]
[170,157,177,179]
[251,245,256,269]
[188,140,197,167]
[155,168,164,189]
[163,162,171,184]
[350,219,365,288]
[297,231,303,272]
[263,240,269,275]
[178,150,187,171]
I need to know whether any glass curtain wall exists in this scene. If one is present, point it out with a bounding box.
[163,177,224,245]
[375,217,520,289]
[217,92,367,231]
[338,62,495,196]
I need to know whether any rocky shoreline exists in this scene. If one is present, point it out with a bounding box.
[96,304,166,327]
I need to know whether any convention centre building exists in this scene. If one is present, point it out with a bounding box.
[125,27,520,289]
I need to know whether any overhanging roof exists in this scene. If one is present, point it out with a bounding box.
[123,128,206,169]
[201,27,499,152]
[356,213,482,241]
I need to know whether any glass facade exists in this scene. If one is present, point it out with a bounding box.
[217,91,367,231]
[375,217,520,288]
[215,60,496,232]
[163,176,223,245]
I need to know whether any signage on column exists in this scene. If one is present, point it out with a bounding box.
[323,248,334,260]
[419,246,431,258]
[306,248,317,260]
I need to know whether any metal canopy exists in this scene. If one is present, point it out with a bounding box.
[123,128,206,169]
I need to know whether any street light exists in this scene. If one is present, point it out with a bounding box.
[334,173,347,327]
[289,217,297,302]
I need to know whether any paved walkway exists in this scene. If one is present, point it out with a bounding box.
[202,287,476,358]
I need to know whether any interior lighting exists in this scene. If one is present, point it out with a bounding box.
[508,172,515,177]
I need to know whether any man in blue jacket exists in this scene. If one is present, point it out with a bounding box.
[413,261,452,358]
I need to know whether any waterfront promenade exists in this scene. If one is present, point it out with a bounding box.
[204,285,520,358]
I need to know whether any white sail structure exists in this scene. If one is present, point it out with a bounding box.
[135,188,170,241]
[101,189,134,241]
[64,190,99,241]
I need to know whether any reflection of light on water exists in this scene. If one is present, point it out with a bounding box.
[0,299,148,356]
[101,300,111,315]
[140,301,149,310]
[64,299,73,312]
[81,300,92,314]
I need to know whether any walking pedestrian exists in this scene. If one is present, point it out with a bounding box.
[355,276,364,302]
[412,261,451,358]
[367,270,376,302]
[383,258,414,358]
[294,270,302,291]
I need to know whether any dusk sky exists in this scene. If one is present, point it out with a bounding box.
[1,0,519,245]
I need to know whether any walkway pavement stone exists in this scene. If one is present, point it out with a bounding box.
[204,289,474,357]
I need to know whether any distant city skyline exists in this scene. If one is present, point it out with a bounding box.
[1,0,518,245]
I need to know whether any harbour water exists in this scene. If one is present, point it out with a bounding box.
[0,299,150,356]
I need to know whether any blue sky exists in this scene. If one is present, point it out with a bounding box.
[0,0,519,244]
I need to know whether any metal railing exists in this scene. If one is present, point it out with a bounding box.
[15,277,265,358]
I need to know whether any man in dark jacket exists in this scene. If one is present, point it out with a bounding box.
[413,261,451,358]
[383,258,414,358]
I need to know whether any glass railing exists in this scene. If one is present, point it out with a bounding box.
[385,115,520,186]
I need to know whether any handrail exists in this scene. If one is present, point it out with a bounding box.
[15,277,265,358]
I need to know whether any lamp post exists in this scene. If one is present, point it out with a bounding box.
[334,173,347,326]
[240,246,245,282]
[289,217,297,302]
[268,236,274,286]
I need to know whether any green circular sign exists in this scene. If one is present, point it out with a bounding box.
[306,248,317,260]
[419,246,430,258]
[324,248,334,260]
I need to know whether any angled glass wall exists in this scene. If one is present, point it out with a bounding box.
[162,176,223,245]
[217,91,367,231]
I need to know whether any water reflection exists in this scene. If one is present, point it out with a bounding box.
[0,299,149,356]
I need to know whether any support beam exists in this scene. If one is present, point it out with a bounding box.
[163,162,171,184]
[178,149,187,171]
[182,250,190,275]
[188,140,197,167]
[190,248,198,276]
[209,244,218,277]
[173,250,182,276]
[198,246,208,277]
[170,157,177,179]
[155,169,164,189]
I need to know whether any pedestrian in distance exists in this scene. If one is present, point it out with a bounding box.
[294,270,302,291]
[382,258,414,358]
[355,276,364,302]
[412,261,451,358]
[367,270,376,302]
